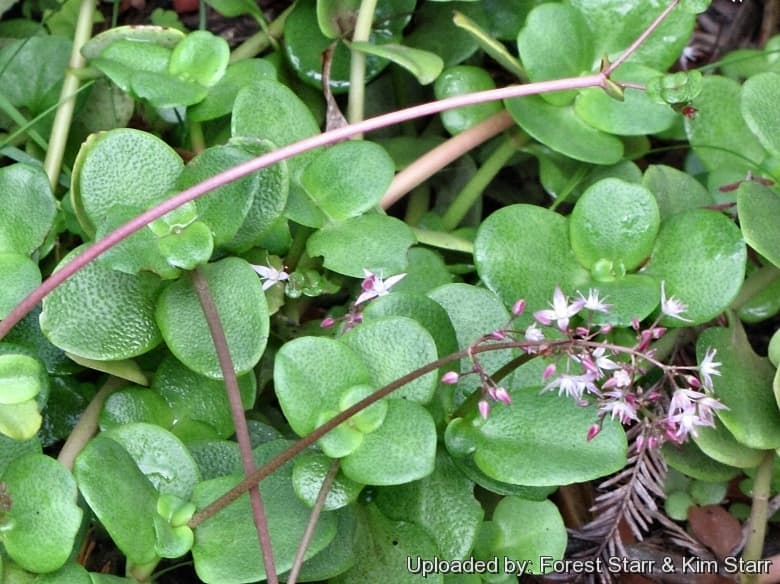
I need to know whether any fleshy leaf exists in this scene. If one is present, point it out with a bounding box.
[341,399,436,485]
[2,453,82,573]
[40,245,163,361]
[643,210,746,326]
[404,1,487,68]
[274,336,373,436]
[100,386,174,430]
[168,31,229,87]
[375,451,483,560]
[737,181,780,269]
[104,423,201,499]
[569,178,660,272]
[0,354,46,405]
[342,316,438,403]
[505,95,623,165]
[292,452,363,510]
[188,59,275,122]
[642,164,713,221]
[0,164,57,255]
[307,214,416,277]
[71,128,183,236]
[74,435,159,565]
[475,497,566,576]
[741,72,780,157]
[300,140,395,222]
[694,419,765,470]
[699,325,780,450]
[192,440,337,582]
[434,66,503,135]
[0,253,41,320]
[350,42,443,85]
[153,355,256,439]
[517,3,592,106]
[445,385,627,486]
[662,439,740,482]
[155,257,269,379]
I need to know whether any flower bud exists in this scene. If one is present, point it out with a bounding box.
[441,371,459,385]
[478,400,490,420]
[494,387,512,405]
[512,299,526,316]
[320,317,336,328]
[542,363,556,380]
[586,424,601,441]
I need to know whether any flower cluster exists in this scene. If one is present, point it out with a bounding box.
[320,269,407,333]
[441,282,726,447]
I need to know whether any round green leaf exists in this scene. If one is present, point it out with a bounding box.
[0,253,41,320]
[342,316,438,403]
[643,210,746,326]
[81,25,184,60]
[155,221,214,271]
[445,385,627,486]
[585,274,659,327]
[741,72,780,157]
[192,440,337,583]
[187,440,241,480]
[0,164,56,255]
[685,75,766,173]
[2,453,82,573]
[223,138,289,253]
[168,31,229,87]
[475,205,590,316]
[100,386,174,430]
[188,59,275,122]
[642,164,713,221]
[575,63,677,135]
[129,70,208,108]
[662,439,740,482]
[341,399,436,485]
[517,3,593,106]
[690,480,727,506]
[665,491,693,521]
[479,497,566,575]
[694,421,764,469]
[105,423,200,499]
[71,128,183,236]
[569,0,696,70]
[91,40,172,92]
[505,95,623,165]
[40,245,163,360]
[292,452,363,510]
[176,144,259,246]
[316,0,360,38]
[155,257,269,379]
[569,178,660,272]
[339,384,388,433]
[737,181,780,269]
[74,435,159,565]
[307,214,416,278]
[301,141,395,222]
[0,354,45,405]
[315,408,364,458]
[700,325,780,449]
[434,66,503,135]
[274,336,373,436]
[0,432,40,477]
[0,36,71,113]
[375,451,483,561]
[153,355,256,439]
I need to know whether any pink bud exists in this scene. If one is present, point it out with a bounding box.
[441,371,459,385]
[512,299,526,316]
[586,424,601,441]
[494,387,512,405]
[320,317,336,328]
[575,326,590,337]
[650,327,666,339]
[478,400,490,420]
[686,375,701,389]
[490,330,506,340]
[542,363,556,380]
[631,317,641,331]
[599,324,613,334]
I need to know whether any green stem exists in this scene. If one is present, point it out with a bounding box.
[57,376,125,470]
[189,121,206,154]
[0,92,50,152]
[229,3,293,62]
[128,559,159,583]
[199,0,207,30]
[191,268,278,584]
[285,225,313,272]
[742,450,775,584]
[731,265,780,311]
[346,0,378,128]
[410,227,474,254]
[43,0,95,190]
[441,134,519,231]
[404,185,430,225]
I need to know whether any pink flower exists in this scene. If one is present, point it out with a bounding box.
[251,263,289,291]
[524,323,544,342]
[534,286,585,331]
[542,372,598,400]
[599,389,638,424]
[355,270,406,304]
[698,348,721,389]
[660,281,692,322]
[577,289,612,313]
